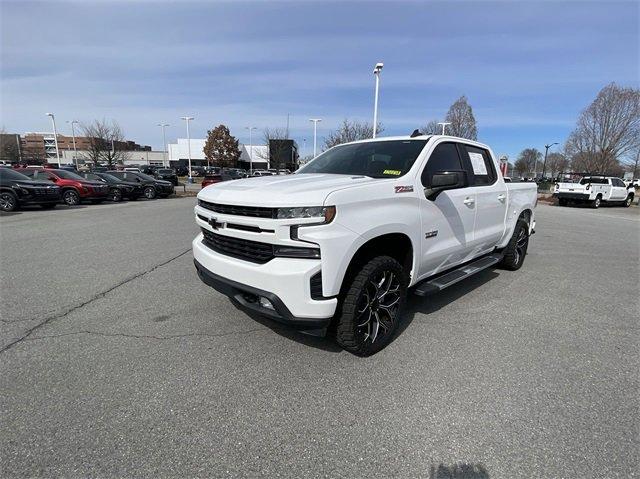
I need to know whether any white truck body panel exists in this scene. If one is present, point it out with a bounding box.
[193,135,537,323]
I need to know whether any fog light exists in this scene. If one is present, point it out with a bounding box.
[259,297,275,310]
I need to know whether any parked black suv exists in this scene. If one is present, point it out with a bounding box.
[154,168,178,186]
[0,168,61,212]
[78,172,144,201]
[107,171,174,199]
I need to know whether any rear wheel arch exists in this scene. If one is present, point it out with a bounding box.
[519,209,532,228]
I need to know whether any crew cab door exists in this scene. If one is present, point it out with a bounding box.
[417,141,476,278]
[458,144,508,253]
[610,178,628,200]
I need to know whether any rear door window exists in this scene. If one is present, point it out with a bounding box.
[460,145,496,186]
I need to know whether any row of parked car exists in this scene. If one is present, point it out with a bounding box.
[0,166,175,212]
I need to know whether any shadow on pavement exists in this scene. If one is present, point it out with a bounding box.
[227,267,500,354]
[395,268,500,341]
[429,462,490,479]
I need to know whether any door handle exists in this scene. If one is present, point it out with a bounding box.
[497,194,506,202]
[463,197,475,206]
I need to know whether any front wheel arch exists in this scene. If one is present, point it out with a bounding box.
[338,233,414,297]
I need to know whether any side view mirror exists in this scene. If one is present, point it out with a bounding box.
[424,171,467,200]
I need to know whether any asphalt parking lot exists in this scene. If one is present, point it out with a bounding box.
[1,199,638,478]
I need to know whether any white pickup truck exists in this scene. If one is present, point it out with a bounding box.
[193,135,537,356]
[554,176,635,208]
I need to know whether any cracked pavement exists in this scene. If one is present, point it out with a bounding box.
[1,199,638,478]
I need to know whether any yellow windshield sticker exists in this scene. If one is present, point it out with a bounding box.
[383,169,402,175]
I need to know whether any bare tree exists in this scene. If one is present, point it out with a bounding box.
[445,95,478,140]
[565,83,640,174]
[546,152,570,177]
[419,120,442,135]
[323,119,383,150]
[514,148,542,176]
[80,119,130,167]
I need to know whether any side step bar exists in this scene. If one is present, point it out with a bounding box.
[413,253,504,297]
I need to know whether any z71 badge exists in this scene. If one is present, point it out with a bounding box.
[394,185,414,193]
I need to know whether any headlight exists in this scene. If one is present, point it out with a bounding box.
[276,206,336,222]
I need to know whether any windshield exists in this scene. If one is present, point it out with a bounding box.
[0,168,31,181]
[157,169,174,174]
[136,172,156,181]
[53,169,84,180]
[297,140,428,178]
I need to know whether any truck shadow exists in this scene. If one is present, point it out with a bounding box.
[235,268,500,354]
[398,269,500,338]
[229,301,344,353]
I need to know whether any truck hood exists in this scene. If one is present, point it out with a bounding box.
[198,173,378,206]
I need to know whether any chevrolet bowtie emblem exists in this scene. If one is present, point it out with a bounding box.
[208,217,224,230]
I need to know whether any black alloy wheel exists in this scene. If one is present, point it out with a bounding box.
[500,219,529,271]
[144,186,156,199]
[110,188,123,202]
[62,189,80,206]
[0,192,17,212]
[336,256,407,356]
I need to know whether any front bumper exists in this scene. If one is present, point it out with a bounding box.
[193,234,337,329]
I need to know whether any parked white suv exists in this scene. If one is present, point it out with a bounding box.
[554,176,634,208]
[193,135,537,355]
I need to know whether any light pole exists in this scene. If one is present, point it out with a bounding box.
[309,119,322,157]
[181,116,194,182]
[245,126,257,175]
[158,123,169,167]
[541,142,559,179]
[437,122,451,135]
[67,120,79,169]
[372,62,383,138]
[46,113,61,167]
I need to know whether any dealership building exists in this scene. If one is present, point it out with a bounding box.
[168,139,270,171]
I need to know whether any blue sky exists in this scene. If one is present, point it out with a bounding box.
[1,0,638,160]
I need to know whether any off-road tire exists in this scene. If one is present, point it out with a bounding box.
[335,256,408,357]
[591,195,601,209]
[624,195,633,207]
[499,219,529,271]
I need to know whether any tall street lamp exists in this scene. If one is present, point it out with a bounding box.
[181,116,194,182]
[542,142,559,179]
[46,113,61,167]
[372,62,383,138]
[158,123,169,167]
[67,120,79,169]
[245,126,257,175]
[437,122,451,135]
[309,119,322,157]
